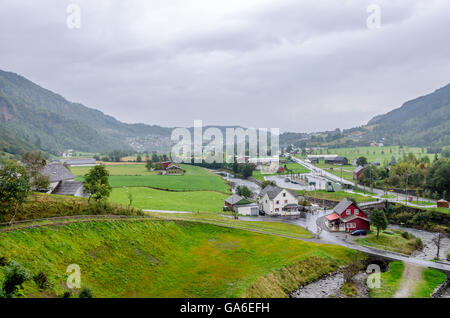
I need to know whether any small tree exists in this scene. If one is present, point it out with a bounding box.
[125,187,133,210]
[236,185,252,198]
[145,160,153,171]
[369,208,388,238]
[432,230,445,260]
[136,155,142,162]
[83,165,111,203]
[0,161,31,225]
[356,156,368,166]
[1,261,30,298]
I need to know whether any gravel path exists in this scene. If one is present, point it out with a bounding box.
[393,263,424,298]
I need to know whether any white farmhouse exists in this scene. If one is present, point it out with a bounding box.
[257,185,299,216]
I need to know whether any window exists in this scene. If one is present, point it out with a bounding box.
[275,208,279,212]
[276,200,280,205]
[284,200,288,204]
[347,223,356,229]
[283,193,286,197]
[346,209,351,215]
[355,209,359,215]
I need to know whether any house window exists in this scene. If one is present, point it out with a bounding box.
[283,193,286,197]
[355,209,359,215]
[276,200,279,205]
[275,208,279,212]
[346,209,351,215]
[347,223,356,229]
[284,200,288,204]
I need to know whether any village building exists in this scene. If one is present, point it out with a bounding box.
[437,199,449,208]
[59,158,98,167]
[165,163,185,175]
[324,156,349,165]
[325,198,370,232]
[353,166,365,180]
[42,162,86,197]
[224,195,259,216]
[257,185,299,216]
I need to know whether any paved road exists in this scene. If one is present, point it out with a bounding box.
[291,157,438,208]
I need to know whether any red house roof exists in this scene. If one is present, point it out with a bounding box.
[325,213,340,221]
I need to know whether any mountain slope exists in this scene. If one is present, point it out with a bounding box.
[0,70,173,154]
[368,83,450,147]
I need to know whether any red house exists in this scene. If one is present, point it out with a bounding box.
[162,161,173,170]
[353,166,364,180]
[325,198,370,232]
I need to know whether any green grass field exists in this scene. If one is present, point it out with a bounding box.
[74,164,230,193]
[300,146,436,165]
[0,220,358,298]
[410,268,447,298]
[110,187,228,213]
[369,261,405,298]
[297,190,377,203]
[354,229,421,255]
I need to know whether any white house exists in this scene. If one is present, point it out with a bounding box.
[258,185,299,216]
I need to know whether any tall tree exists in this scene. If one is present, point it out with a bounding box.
[21,152,49,191]
[0,161,31,225]
[369,209,388,238]
[83,165,111,203]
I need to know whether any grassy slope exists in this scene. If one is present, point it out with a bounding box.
[110,187,229,213]
[354,229,420,255]
[410,268,447,298]
[144,212,314,239]
[0,220,357,298]
[252,162,310,181]
[369,261,405,298]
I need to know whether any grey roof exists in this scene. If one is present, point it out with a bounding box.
[225,194,245,205]
[259,185,298,200]
[60,158,97,166]
[42,163,76,183]
[51,181,84,196]
[333,198,355,215]
[326,156,348,161]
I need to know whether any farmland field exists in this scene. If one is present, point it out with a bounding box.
[0,220,358,298]
[253,162,310,181]
[298,146,436,165]
[74,164,230,193]
[110,187,228,213]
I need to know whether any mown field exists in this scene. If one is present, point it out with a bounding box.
[110,188,229,213]
[0,220,358,298]
[301,146,436,164]
[354,229,422,255]
[72,164,231,212]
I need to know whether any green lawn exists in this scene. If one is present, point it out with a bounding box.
[75,164,230,193]
[297,190,377,203]
[109,187,229,213]
[411,200,435,206]
[429,207,450,214]
[410,268,447,298]
[0,220,358,298]
[145,211,314,239]
[354,229,421,255]
[369,261,405,298]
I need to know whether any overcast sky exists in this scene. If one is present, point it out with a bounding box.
[1,0,450,132]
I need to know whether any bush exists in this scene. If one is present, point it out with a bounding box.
[1,261,30,297]
[79,287,93,298]
[33,272,49,290]
[0,256,8,266]
[415,238,423,250]
[401,231,410,239]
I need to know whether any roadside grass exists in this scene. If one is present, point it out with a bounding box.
[410,268,447,298]
[109,187,229,213]
[0,220,357,298]
[297,190,377,203]
[76,164,231,193]
[429,207,450,215]
[411,200,436,206]
[144,211,314,239]
[369,261,404,298]
[354,229,422,255]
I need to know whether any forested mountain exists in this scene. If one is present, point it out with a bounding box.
[367,83,450,147]
[0,70,172,155]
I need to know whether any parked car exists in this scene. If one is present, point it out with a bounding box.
[259,210,265,216]
[350,229,368,236]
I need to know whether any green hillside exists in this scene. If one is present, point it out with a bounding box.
[0,220,358,298]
